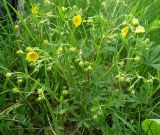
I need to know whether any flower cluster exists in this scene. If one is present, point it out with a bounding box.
[121,18,145,39]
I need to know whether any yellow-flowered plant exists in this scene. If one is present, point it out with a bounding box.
[73,15,82,27]
[121,26,129,38]
[31,6,39,15]
[26,51,39,62]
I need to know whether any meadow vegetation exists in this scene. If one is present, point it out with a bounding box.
[0,0,160,134]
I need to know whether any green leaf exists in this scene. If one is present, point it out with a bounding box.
[142,119,160,135]
[150,64,160,70]
[31,79,41,91]
[113,113,137,134]
[144,45,160,70]
[148,19,160,32]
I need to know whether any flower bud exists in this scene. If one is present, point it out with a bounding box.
[26,47,32,52]
[16,49,24,55]
[6,72,12,78]
[37,95,45,101]
[15,24,19,30]
[37,88,43,95]
[47,66,52,71]
[134,56,140,62]
[87,18,93,23]
[79,61,84,67]
[84,61,90,66]
[43,39,49,45]
[18,79,23,84]
[57,47,63,54]
[118,76,125,82]
[12,87,20,93]
[69,47,76,52]
[73,5,77,9]
[85,65,93,71]
[61,7,67,12]
[62,90,68,95]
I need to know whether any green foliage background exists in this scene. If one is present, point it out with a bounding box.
[0,0,160,134]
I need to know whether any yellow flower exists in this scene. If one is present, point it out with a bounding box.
[132,18,139,25]
[26,51,39,62]
[73,15,82,27]
[121,26,129,38]
[31,6,39,15]
[135,25,145,33]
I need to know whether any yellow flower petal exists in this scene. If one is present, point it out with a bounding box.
[26,51,39,62]
[121,26,129,38]
[73,15,82,27]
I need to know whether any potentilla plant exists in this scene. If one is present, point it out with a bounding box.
[0,0,160,135]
